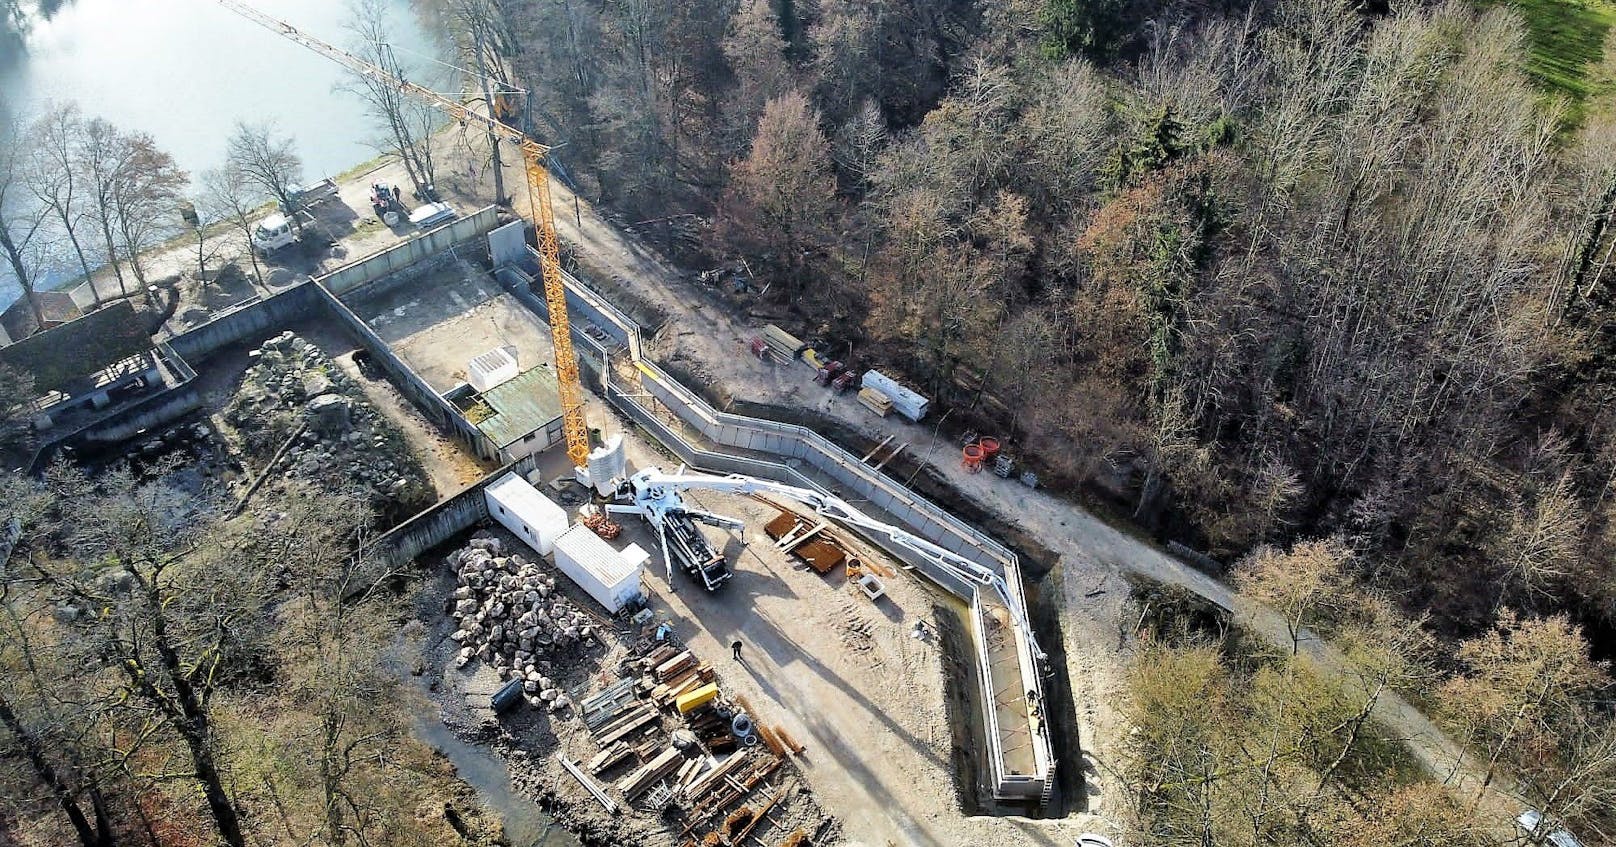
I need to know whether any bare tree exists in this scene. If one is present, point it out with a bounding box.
[35,464,269,847]
[75,118,136,298]
[25,104,101,308]
[108,131,186,289]
[0,474,117,847]
[345,0,439,199]
[201,165,268,291]
[0,103,49,331]
[717,91,836,298]
[225,120,303,224]
[1234,537,1354,655]
[447,0,516,205]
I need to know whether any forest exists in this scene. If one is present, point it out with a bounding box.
[504,0,1616,649]
[499,0,1616,840]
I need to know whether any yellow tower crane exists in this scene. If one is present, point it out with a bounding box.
[218,0,593,469]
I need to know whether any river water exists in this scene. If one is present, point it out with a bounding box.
[0,0,452,302]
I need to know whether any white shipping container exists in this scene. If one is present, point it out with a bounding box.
[861,370,929,422]
[553,525,642,613]
[485,472,569,556]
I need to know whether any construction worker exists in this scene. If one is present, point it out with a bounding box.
[731,640,743,661]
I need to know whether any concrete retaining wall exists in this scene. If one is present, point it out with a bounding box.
[309,282,497,459]
[72,384,204,446]
[166,282,325,362]
[375,452,540,570]
[553,267,1053,803]
[319,206,501,296]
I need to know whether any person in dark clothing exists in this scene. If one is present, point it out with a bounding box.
[731,640,743,661]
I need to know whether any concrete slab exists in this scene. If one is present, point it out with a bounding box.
[346,261,558,395]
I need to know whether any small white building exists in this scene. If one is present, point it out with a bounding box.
[484,472,569,556]
[553,524,642,614]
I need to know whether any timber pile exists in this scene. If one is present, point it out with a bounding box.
[618,745,687,802]
[652,663,717,708]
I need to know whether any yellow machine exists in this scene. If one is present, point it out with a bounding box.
[219,0,592,469]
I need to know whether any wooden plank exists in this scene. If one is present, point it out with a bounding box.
[596,709,659,747]
[779,522,829,552]
[618,746,684,799]
[872,441,908,470]
[588,744,636,775]
[592,703,654,738]
[860,435,894,464]
[655,651,695,681]
[683,750,751,802]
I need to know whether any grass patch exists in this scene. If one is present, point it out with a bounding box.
[1487,0,1616,123]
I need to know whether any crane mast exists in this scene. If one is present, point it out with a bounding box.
[218,0,593,469]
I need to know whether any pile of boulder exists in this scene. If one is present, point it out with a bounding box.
[448,533,598,712]
[223,331,432,510]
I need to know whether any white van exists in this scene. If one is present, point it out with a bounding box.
[251,213,297,253]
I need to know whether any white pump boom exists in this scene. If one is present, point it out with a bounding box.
[610,467,1045,662]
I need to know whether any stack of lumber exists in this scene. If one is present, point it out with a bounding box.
[586,742,637,776]
[762,324,807,361]
[655,650,696,681]
[687,753,783,820]
[591,703,660,748]
[651,662,717,709]
[618,745,687,801]
[681,749,753,804]
[858,387,892,417]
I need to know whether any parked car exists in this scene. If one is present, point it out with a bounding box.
[250,213,297,253]
[408,201,456,229]
[1518,809,1584,847]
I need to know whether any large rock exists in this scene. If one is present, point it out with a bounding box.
[305,393,352,434]
[301,372,334,398]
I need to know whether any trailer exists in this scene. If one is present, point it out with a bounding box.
[284,177,339,211]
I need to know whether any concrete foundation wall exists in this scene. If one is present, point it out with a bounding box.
[553,268,1054,804]
[166,282,325,362]
[375,452,541,571]
[309,282,498,459]
[319,206,501,296]
[73,384,204,446]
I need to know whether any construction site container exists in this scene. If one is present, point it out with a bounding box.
[861,370,929,421]
[485,472,569,556]
[553,524,642,613]
[468,346,520,392]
